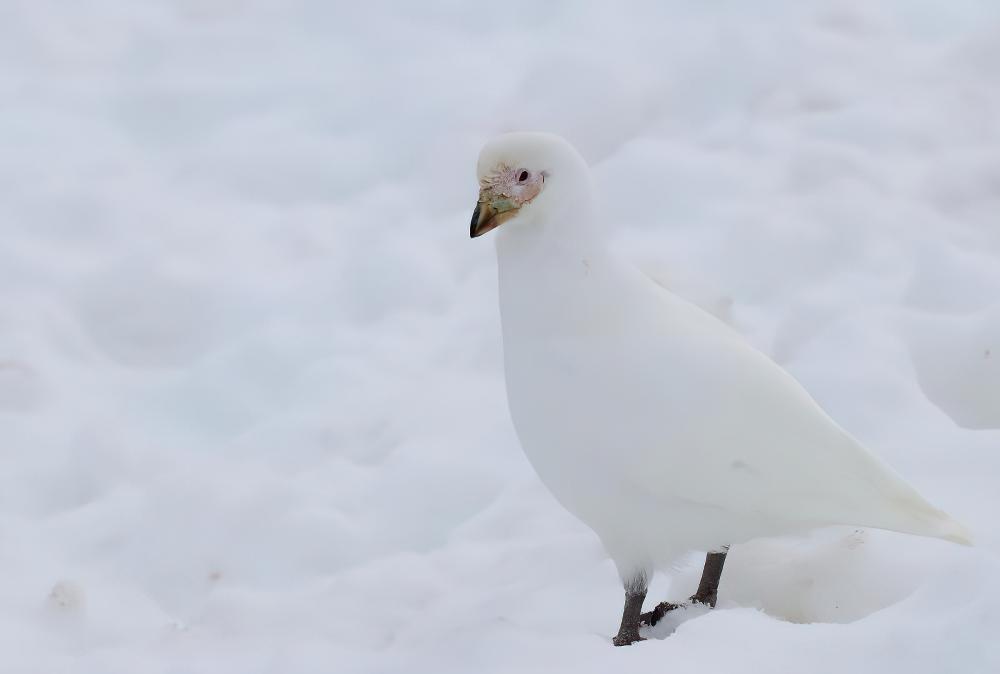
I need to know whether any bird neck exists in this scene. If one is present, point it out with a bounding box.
[494,211,631,339]
[494,205,608,269]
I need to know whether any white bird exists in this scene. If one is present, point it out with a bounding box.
[470,132,972,646]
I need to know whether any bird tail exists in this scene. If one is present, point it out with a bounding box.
[924,511,974,546]
[877,482,974,546]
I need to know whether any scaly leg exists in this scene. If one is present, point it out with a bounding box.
[612,573,648,646]
[690,549,727,607]
[641,547,729,627]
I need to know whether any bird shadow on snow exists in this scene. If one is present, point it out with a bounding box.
[640,527,955,641]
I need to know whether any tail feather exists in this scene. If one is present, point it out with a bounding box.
[927,513,974,546]
[881,483,973,546]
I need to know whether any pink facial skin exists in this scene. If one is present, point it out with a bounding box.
[479,164,545,210]
[471,163,547,238]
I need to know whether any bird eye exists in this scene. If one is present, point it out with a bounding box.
[517,170,529,183]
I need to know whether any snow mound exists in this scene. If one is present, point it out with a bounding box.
[908,306,1000,429]
[2,1,999,672]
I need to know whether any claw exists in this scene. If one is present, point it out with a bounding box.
[689,589,718,608]
[639,601,680,627]
[612,631,646,647]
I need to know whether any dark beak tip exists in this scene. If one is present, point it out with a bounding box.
[470,203,482,238]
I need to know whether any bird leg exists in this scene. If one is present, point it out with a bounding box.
[612,573,648,646]
[690,549,727,607]
[640,548,729,627]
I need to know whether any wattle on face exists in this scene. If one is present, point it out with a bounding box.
[471,163,545,238]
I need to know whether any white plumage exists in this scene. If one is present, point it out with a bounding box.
[471,132,970,644]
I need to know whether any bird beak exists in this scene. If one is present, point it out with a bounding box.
[470,193,519,238]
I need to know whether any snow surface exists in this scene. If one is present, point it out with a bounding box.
[2,1,1000,672]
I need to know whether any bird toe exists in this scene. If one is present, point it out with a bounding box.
[639,601,681,627]
[612,632,646,647]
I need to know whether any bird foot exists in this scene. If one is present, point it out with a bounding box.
[612,629,646,647]
[639,591,717,627]
[639,601,681,627]
[689,589,718,608]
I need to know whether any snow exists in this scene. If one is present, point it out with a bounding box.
[1,1,999,671]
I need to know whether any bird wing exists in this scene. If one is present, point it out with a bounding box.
[613,280,969,544]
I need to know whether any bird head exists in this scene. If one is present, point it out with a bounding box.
[471,132,592,238]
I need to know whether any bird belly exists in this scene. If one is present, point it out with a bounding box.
[501,334,743,567]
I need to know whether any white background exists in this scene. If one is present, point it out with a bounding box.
[2,1,999,671]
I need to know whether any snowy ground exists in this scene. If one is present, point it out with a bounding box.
[2,1,1000,672]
